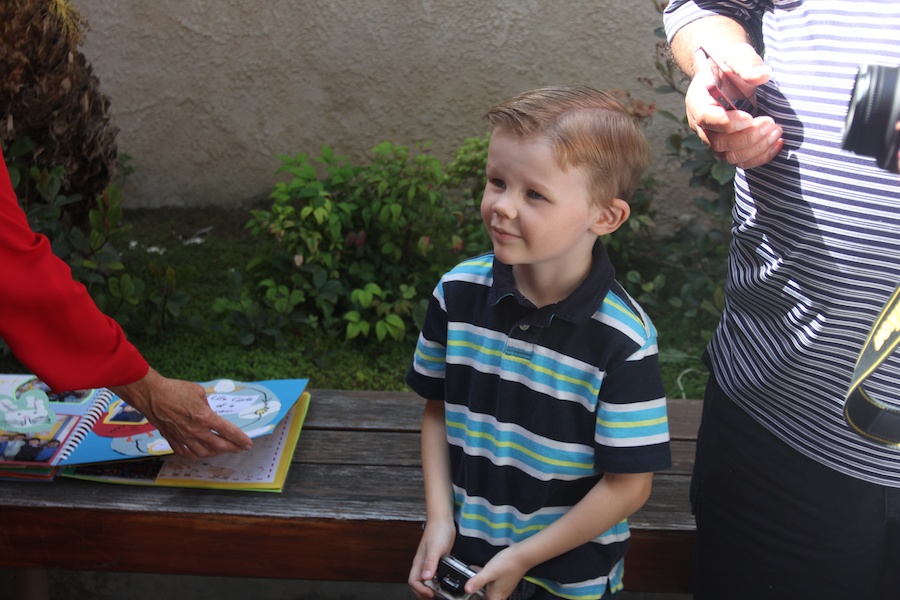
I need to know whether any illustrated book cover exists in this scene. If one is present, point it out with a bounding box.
[59,391,310,492]
[0,374,308,482]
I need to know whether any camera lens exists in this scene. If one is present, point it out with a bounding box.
[842,64,900,173]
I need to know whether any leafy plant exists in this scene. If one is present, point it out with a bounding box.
[212,270,308,347]
[610,0,739,397]
[220,86,667,347]
[1,0,119,227]
[222,141,483,346]
[444,134,493,258]
[620,1,734,321]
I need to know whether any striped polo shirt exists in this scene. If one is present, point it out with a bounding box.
[665,1,900,485]
[407,242,671,599]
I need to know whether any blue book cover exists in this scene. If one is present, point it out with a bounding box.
[0,374,308,469]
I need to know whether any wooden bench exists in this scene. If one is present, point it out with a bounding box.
[0,390,699,593]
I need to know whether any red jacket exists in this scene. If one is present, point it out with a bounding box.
[0,149,148,391]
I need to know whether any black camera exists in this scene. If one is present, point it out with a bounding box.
[424,555,486,600]
[842,64,900,173]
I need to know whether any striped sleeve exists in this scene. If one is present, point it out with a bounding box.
[593,289,670,473]
[406,256,493,400]
[664,0,767,51]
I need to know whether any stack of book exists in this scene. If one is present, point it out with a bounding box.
[0,374,309,492]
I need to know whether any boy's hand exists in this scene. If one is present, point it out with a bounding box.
[464,546,528,600]
[408,519,456,599]
[687,43,783,169]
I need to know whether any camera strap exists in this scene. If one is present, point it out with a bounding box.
[844,283,900,445]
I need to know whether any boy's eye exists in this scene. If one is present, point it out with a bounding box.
[526,189,546,201]
[488,178,506,190]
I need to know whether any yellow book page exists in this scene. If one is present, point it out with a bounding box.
[154,392,310,491]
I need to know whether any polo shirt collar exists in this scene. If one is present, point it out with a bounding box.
[488,239,616,326]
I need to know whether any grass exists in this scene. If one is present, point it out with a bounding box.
[1,205,715,398]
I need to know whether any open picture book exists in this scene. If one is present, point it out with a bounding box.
[0,374,309,491]
[60,392,310,492]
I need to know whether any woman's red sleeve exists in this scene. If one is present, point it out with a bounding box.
[0,149,149,391]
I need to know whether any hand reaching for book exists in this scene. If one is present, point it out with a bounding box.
[109,367,253,460]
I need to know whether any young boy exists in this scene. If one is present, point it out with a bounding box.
[406,85,671,600]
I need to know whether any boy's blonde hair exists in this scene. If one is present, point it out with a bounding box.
[484,85,651,206]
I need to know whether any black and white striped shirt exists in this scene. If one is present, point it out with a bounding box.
[665,0,900,485]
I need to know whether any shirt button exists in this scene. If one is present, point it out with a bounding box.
[519,324,530,331]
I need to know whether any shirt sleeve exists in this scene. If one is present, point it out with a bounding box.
[664,0,767,52]
[0,149,149,392]
[593,303,672,474]
[405,280,448,401]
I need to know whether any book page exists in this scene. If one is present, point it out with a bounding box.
[157,401,305,489]
[0,374,111,468]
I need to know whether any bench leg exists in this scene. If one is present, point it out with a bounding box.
[15,569,49,600]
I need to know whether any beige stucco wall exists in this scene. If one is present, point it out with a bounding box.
[76,1,688,217]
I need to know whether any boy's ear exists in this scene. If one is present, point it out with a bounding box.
[590,198,630,236]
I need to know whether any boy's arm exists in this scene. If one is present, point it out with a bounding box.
[409,399,456,599]
[421,399,456,536]
[464,471,654,599]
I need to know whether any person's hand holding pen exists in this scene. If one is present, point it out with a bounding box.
[686,43,783,169]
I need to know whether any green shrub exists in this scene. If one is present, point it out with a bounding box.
[222,142,486,346]
[617,1,737,398]
[650,16,733,320]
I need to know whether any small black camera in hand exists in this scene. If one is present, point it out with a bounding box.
[424,555,486,600]
[842,64,900,173]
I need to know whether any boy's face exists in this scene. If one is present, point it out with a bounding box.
[481,130,610,275]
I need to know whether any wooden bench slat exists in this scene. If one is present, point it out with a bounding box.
[632,474,694,531]
[0,468,692,527]
[669,439,696,476]
[0,506,424,582]
[666,398,702,440]
[0,464,423,520]
[302,389,424,431]
[295,430,422,467]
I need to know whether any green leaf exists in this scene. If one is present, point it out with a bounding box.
[88,210,106,233]
[711,161,736,185]
[108,277,121,298]
[120,274,136,298]
[10,137,34,158]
